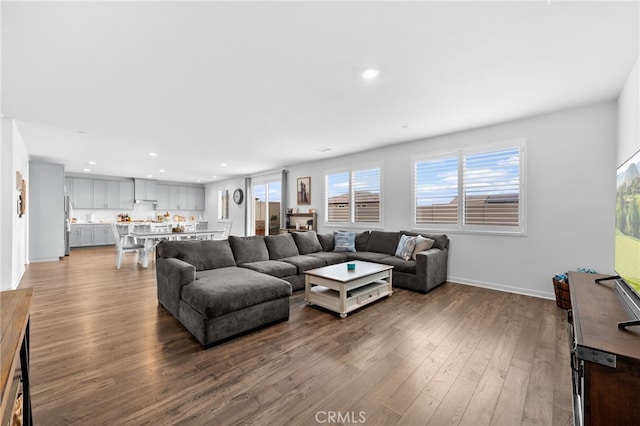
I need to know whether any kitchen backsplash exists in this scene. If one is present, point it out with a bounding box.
[73,203,206,223]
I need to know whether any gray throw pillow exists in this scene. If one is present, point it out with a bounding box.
[265,233,300,260]
[228,235,270,264]
[317,233,335,252]
[291,231,323,254]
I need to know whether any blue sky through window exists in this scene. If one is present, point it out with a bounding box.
[416,148,520,206]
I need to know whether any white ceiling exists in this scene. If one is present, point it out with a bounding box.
[2,1,639,184]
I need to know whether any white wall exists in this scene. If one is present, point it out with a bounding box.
[208,101,617,299]
[29,161,65,262]
[618,57,639,165]
[204,176,245,237]
[0,118,30,290]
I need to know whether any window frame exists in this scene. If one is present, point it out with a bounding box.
[324,162,384,228]
[412,138,527,236]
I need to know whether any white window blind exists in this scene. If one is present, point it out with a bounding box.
[218,190,229,220]
[326,166,382,225]
[326,172,350,223]
[414,139,525,234]
[353,168,381,223]
[463,147,521,227]
[415,156,458,226]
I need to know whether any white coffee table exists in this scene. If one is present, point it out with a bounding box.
[304,260,393,318]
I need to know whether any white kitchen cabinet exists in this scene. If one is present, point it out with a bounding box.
[106,181,120,209]
[92,179,107,208]
[79,226,94,246]
[156,184,170,210]
[135,179,158,201]
[65,177,74,196]
[73,178,93,208]
[119,181,134,209]
[69,227,81,248]
[93,224,113,245]
[169,185,188,210]
[70,224,115,247]
[188,186,205,210]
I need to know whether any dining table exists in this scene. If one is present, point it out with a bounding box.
[130,228,224,268]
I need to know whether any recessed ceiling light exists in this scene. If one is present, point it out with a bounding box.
[83,168,91,172]
[149,152,158,157]
[361,67,380,80]
[88,161,97,165]
[220,163,228,167]
[196,179,201,183]
[147,174,153,178]
[159,169,165,173]
[207,175,217,179]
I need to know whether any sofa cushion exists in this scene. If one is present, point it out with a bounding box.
[395,234,417,261]
[367,231,401,255]
[183,267,292,318]
[355,231,371,252]
[156,239,236,271]
[317,233,335,252]
[308,251,349,265]
[229,235,269,264]
[239,260,298,278]
[413,235,435,260]
[379,256,417,274]
[334,231,356,252]
[265,233,300,260]
[400,231,449,250]
[291,231,323,254]
[281,255,327,274]
[347,251,389,262]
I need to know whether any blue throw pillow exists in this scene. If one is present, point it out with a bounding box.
[395,234,417,260]
[333,231,356,252]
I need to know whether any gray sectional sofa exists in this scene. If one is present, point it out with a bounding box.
[156,230,449,347]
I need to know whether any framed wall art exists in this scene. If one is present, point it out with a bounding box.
[297,176,311,205]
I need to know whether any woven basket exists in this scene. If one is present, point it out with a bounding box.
[553,278,571,310]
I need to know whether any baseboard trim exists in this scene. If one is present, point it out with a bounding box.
[448,276,555,300]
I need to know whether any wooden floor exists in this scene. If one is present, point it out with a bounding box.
[16,247,573,425]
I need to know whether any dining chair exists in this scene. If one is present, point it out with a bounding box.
[111,223,145,269]
[212,221,232,240]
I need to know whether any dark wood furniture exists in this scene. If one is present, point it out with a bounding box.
[568,271,640,426]
[283,212,317,232]
[1,288,33,426]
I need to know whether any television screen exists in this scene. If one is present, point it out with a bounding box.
[615,149,640,299]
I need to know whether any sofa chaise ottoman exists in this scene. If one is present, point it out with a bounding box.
[156,239,292,347]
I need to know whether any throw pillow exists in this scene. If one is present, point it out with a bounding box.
[291,231,323,254]
[395,234,417,261]
[412,235,435,260]
[333,231,356,252]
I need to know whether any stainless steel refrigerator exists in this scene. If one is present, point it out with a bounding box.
[64,195,71,255]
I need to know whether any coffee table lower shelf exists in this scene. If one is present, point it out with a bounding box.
[304,262,393,318]
[307,281,392,318]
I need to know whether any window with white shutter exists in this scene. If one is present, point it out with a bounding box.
[413,139,526,235]
[325,165,382,225]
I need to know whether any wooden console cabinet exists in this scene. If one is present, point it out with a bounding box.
[568,271,640,426]
[1,289,33,426]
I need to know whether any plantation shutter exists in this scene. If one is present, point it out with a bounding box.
[353,168,381,223]
[326,172,350,223]
[463,147,521,226]
[415,156,458,225]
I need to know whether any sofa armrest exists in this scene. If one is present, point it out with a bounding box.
[415,248,448,293]
[156,257,196,318]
